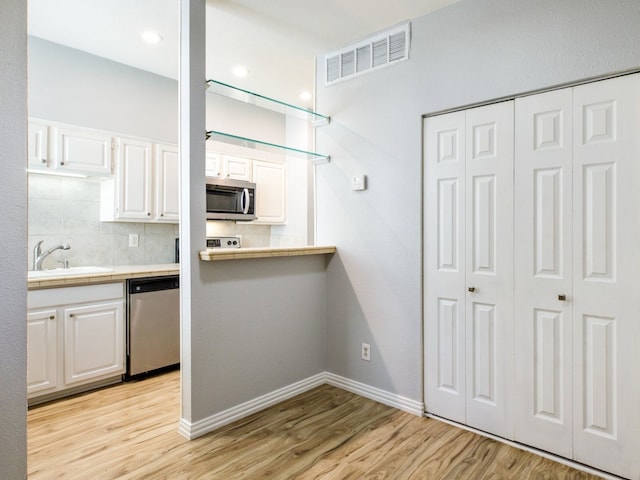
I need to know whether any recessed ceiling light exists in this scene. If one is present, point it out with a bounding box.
[299,91,312,102]
[141,31,163,45]
[233,66,250,78]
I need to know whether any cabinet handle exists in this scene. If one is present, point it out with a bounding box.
[69,313,74,317]
[147,212,151,216]
[41,158,47,164]
[60,160,65,166]
[558,294,567,301]
[468,286,475,293]
[49,315,55,320]
[160,213,164,217]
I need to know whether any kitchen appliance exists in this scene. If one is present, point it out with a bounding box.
[126,275,180,378]
[206,177,256,221]
[206,236,242,249]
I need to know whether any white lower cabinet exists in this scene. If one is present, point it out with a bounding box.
[424,73,640,480]
[26,309,58,396]
[27,283,125,402]
[64,301,124,386]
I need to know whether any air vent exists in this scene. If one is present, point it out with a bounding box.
[324,21,410,86]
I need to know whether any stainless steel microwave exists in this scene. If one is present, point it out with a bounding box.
[205,177,256,221]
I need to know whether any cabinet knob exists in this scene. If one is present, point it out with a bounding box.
[558,294,567,301]
[147,212,151,216]
[41,158,47,164]
[49,315,55,320]
[60,160,65,166]
[468,286,476,293]
[160,213,164,217]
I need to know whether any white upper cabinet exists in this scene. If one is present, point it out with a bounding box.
[253,161,286,224]
[101,139,179,223]
[205,151,222,178]
[54,126,113,175]
[155,143,180,222]
[27,121,50,169]
[115,137,154,220]
[28,120,113,176]
[223,155,252,181]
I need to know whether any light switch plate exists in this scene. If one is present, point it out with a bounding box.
[351,174,367,191]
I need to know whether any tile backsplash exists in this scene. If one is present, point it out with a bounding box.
[28,174,179,270]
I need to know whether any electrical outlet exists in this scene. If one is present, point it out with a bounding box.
[361,342,371,361]
[129,233,139,248]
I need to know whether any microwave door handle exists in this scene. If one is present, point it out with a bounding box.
[242,188,250,214]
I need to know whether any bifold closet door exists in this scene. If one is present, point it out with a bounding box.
[514,88,574,458]
[424,110,467,424]
[571,74,640,479]
[424,102,514,439]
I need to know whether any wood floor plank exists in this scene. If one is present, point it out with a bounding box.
[28,372,602,479]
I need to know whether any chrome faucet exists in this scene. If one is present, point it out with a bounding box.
[33,240,71,271]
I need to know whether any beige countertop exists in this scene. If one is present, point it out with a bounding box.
[28,247,336,288]
[27,264,179,289]
[199,245,337,261]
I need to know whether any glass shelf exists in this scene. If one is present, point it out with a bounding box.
[206,79,330,126]
[206,130,330,162]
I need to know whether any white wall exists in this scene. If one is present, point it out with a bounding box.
[0,0,28,477]
[315,0,640,402]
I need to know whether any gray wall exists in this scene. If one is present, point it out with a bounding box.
[315,0,640,402]
[192,256,327,419]
[0,1,28,478]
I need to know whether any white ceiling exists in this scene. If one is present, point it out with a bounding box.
[28,0,460,106]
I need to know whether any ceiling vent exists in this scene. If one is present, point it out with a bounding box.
[324,21,411,86]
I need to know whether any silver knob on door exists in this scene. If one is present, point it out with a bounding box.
[558,294,567,301]
[468,287,475,293]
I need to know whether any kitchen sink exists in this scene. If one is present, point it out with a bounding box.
[28,266,114,279]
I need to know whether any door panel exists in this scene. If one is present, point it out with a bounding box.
[572,73,640,479]
[514,88,573,457]
[424,111,466,423]
[465,101,514,440]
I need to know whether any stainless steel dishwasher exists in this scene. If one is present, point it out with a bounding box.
[126,275,180,378]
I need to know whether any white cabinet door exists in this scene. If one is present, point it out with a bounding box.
[424,110,467,424]
[64,300,124,385]
[514,88,574,457]
[223,155,252,181]
[424,101,514,440]
[155,143,180,222]
[116,137,153,220]
[571,73,640,480]
[27,121,50,169]
[54,126,113,175]
[27,309,58,396]
[253,161,286,224]
[205,151,222,178]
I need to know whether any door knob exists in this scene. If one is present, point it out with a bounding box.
[468,286,476,293]
[558,294,567,301]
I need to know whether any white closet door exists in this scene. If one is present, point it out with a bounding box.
[424,110,467,423]
[514,88,574,457]
[464,101,514,439]
[572,74,640,479]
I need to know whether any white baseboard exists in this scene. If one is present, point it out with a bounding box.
[179,372,326,440]
[324,372,424,416]
[179,371,424,440]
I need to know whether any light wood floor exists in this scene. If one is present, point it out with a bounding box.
[28,371,601,479]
